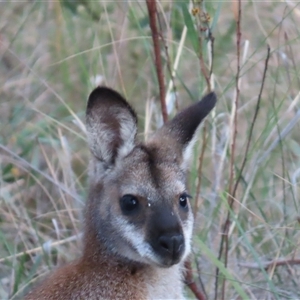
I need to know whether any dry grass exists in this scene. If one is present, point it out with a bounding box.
[1,1,300,299]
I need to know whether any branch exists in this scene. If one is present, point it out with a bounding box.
[146,0,168,123]
[184,260,206,300]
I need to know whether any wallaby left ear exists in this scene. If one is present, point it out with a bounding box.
[149,92,217,169]
[85,87,138,167]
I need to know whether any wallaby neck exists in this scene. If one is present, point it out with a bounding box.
[82,185,112,264]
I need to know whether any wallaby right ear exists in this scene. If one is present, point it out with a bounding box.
[86,87,138,166]
[148,92,217,170]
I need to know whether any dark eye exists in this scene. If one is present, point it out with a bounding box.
[120,194,139,214]
[179,193,191,209]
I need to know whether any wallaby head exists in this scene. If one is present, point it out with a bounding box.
[84,87,216,268]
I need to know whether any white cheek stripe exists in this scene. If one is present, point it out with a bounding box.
[182,215,194,260]
[114,216,159,263]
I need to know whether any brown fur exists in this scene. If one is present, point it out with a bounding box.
[26,242,146,300]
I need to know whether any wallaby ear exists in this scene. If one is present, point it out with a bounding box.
[149,92,217,169]
[86,87,138,166]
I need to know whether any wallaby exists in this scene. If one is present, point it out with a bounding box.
[26,87,217,300]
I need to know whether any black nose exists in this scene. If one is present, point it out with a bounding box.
[158,234,184,258]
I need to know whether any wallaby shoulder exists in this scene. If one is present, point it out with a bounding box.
[26,255,185,299]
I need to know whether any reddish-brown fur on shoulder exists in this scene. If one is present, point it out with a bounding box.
[26,256,146,300]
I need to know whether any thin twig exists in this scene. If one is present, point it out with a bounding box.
[208,28,215,78]
[166,26,187,114]
[189,5,215,299]
[184,260,206,300]
[194,125,208,216]
[0,234,81,263]
[192,1,211,91]
[216,40,271,300]
[194,255,208,300]
[194,13,215,214]
[257,108,300,165]
[146,0,168,123]
[198,49,211,92]
[213,46,271,295]
[232,45,271,198]
[276,102,288,239]
[225,46,271,241]
[284,31,300,91]
[239,258,300,270]
[228,0,242,221]
[188,4,216,299]
[0,144,82,203]
[156,12,179,111]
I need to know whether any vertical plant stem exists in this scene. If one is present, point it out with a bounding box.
[208,30,215,77]
[146,0,168,123]
[156,13,179,111]
[194,125,208,216]
[199,49,211,92]
[216,1,242,299]
[222,0,242,294]
[184,260,207,300]
[228,0,242,218]
[193,1,216,216]
[192,0,212,92]
[215,12,271,300]
[190,3,215,299]
[231,45,271,199]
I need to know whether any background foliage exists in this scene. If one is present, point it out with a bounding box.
[1,1,300,299]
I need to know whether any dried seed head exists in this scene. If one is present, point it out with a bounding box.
[191,7,200,16]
